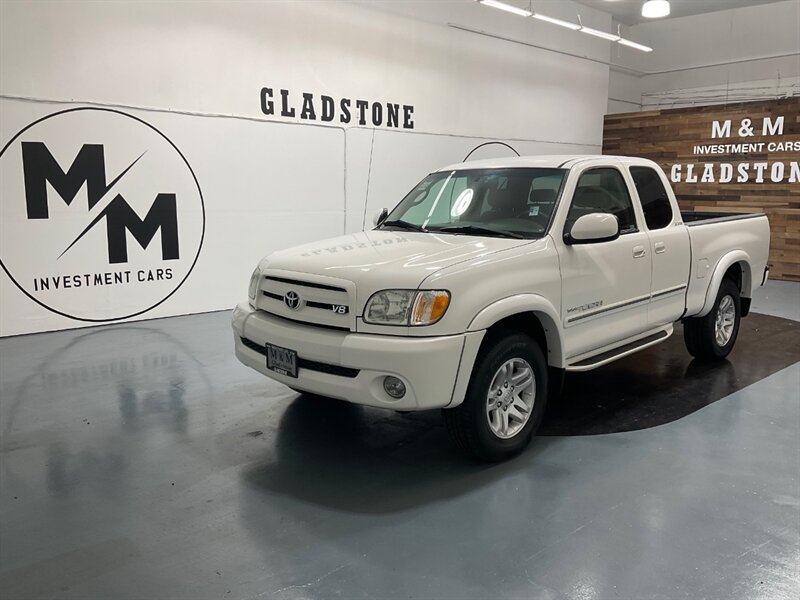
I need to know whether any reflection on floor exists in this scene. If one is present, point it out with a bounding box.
[542,313,800,435]
[0,281,798,600]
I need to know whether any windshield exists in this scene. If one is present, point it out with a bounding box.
[382,168,566,238]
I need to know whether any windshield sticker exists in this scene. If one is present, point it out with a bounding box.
[451,188,474,217]
[528,205,540,216]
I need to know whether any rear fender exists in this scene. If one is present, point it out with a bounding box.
[697,251,752,317]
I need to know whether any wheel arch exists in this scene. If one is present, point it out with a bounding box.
[468,295,564,368]
[698,251,752,318]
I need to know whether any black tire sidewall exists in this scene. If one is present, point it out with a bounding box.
[465,333,548,460]
[705,279,741,358]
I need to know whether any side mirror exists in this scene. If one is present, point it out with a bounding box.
[564,213,619,245]
[373,208,389,227]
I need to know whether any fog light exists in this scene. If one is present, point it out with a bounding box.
[383,376,406,399]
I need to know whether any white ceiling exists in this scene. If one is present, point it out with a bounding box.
[571,0,786,25]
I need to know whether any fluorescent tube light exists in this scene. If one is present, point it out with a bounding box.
[580,26,621,42]
[642,0,670,19]
[618,37,653,52]
[532,13,581,31]
[477,0,532,18]
[476,1,654,53]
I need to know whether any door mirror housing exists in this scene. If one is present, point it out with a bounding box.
[373,208,389,227]
[564,213,620,245]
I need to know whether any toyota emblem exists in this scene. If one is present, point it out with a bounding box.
[284,290,301,310]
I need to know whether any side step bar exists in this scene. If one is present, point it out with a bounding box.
[566,328,672,372]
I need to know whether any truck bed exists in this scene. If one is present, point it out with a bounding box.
[682,211,770,316]
[681,211,765,226]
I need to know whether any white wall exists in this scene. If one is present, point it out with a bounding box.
[607,0,800,113]
[0,0,611,336]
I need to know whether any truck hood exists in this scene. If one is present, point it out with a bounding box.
[262,230,532,289]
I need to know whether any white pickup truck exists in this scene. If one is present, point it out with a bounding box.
[233,155,770,460]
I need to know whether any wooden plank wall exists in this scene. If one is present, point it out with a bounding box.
[603,98,800,281]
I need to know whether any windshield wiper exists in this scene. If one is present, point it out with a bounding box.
[434,225,524,239]
[380,219,428,232]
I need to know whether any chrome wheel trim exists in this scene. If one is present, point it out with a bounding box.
[715,294,736,347]
[485,358,535,439]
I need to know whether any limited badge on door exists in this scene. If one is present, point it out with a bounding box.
[266,343,298,378]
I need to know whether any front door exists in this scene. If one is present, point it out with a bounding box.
[558,166,652,359]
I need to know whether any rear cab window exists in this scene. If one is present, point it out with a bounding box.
[630,166,674,230]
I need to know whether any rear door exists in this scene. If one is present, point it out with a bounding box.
[556,162,652,359]
[628,165,690,327]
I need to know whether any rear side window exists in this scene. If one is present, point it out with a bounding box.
[567,168,638,234]
[630,167,674,230]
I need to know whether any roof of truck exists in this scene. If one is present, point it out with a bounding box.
[435,155,657,172]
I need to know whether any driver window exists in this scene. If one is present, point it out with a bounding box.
[566,167,638,234]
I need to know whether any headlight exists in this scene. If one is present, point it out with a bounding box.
[363,289,450,326]
[364,290,415,325]
[248,266,263,304]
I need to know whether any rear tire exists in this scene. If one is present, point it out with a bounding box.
[443,330,548,461]
[684,278,741,360]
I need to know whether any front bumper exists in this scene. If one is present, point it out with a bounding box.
[232,303,482,410]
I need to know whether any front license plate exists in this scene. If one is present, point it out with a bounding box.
[266,343,298,378]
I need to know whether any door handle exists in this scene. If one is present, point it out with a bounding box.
[633,245,647,259]
[654,242,666,254]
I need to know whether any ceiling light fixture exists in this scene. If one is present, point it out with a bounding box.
[642,0,670,19]
[477,0,532,18]
[618,37,653,52]
[532,13,581,31]
[475,1,653,52]
[580,25,621,41]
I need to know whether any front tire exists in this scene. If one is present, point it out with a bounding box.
[684,278,741,360]
[443,331,548,461]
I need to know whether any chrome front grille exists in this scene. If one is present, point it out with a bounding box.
[255,273,356,331]
[264,276,346,292]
